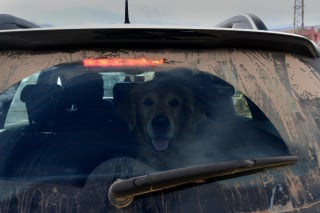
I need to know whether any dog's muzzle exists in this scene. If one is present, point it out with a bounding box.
[150,115,173,152]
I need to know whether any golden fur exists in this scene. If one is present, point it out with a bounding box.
[117,79,206,168]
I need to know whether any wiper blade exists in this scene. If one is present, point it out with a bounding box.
[108,155,298,208]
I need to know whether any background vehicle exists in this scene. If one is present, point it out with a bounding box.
[0,14,320,212]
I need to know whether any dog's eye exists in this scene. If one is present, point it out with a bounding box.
[169,98,180,108]
[143,97,154,107]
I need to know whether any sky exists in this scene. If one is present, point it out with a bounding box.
[0,0,319,30]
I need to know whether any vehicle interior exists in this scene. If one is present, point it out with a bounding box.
[0,59,291,187]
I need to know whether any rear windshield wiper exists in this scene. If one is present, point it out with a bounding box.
[108,155,298,208]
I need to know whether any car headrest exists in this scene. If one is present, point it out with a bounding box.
[63,73,104,105]
[113,82,136,106]
[21,84,63,103]
[20,84,63,127]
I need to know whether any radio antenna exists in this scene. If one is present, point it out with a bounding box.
[124,0,130,24]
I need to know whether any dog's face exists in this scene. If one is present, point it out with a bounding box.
[119,80,204,152]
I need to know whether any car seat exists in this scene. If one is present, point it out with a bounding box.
[55,73,114,131]
[20,84,63,132]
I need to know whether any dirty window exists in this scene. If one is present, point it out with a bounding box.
[0,61,290,178]
[0,57,294,213]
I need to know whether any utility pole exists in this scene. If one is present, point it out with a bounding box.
[293,0,304,33]
[124,0,130,24]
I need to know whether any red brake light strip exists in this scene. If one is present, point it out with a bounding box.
[83,58,164,67]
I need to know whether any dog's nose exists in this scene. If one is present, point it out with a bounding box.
[152,115,170,133]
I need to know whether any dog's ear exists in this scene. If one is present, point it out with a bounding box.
[185,96,207,131]
[113,83,137,131]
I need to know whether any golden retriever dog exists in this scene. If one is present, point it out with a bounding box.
[115,71,290,171]
[117,77,206,168]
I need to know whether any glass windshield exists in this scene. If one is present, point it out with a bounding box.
[0,59,289,173]
[0,58,291,211]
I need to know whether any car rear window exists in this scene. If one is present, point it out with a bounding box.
[0,60,289,176]
[0,55,292,212]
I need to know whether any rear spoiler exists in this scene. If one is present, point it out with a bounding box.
[0,14,319,58]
